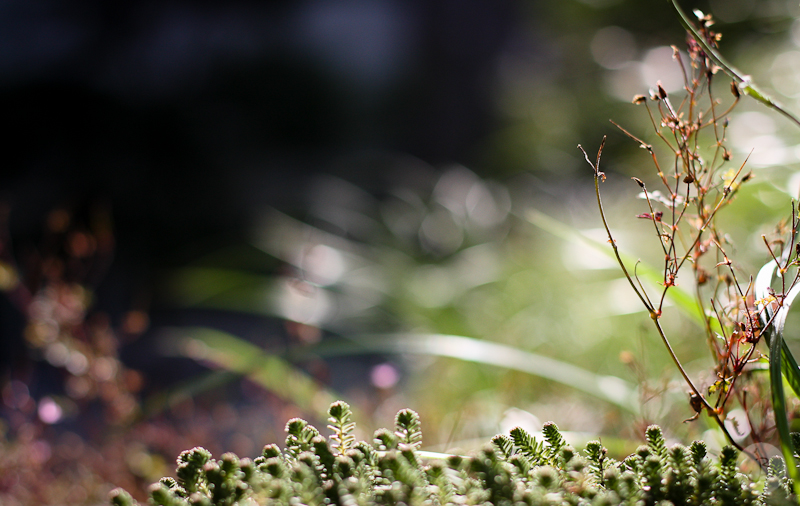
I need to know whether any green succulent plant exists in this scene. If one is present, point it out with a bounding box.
[110,401,793,506]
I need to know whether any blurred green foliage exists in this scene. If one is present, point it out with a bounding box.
[9,2,800,504]
[115,402,777,506]
[160,0,800,456]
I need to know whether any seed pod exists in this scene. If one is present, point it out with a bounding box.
[657,82,668,99]
[689,392,703,413]
[730,81,740,98]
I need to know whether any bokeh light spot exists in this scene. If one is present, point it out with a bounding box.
[640,46,684,92]
[591,26,636,70]
[370,363,399,389]
[38,397,63,424]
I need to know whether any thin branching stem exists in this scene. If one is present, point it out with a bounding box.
[580,141,652,314]
[581,140,743,449]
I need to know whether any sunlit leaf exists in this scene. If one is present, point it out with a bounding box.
[161,327,340,415]
[308,333,640,414]
[755,260,800,399]
[768,321,800,494]
[756,258,800,492]
[524,208,712,330]
[166,267,277,311]
[671,0,800,129]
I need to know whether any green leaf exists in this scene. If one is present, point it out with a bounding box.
[757,258,800,497]
[768,317,800,498]
[525,208,712,329]
[309,332,640,414]
[166,267,280,315]
[163,327,341,415]
[755,261,800,401]
[671,0,800,129]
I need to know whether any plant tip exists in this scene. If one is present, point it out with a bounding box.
[657,83,668,99]
[730,81,740,98]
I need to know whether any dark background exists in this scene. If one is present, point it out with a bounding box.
[0,0,704,269]
[2,0,790,406]
[3,0,799,502]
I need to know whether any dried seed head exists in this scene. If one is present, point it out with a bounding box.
[741,171,753,183]
[696,268,708,285]
[683,173,695,184]
[689,391,704,413]
[722,149,732,161]
[730,81,740,98]
[632,177,645,188]
[632,94,647,104]
[657,82,668,99]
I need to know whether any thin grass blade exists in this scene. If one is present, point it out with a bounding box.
[671,0,800,128]
[525,208,712,329]
[163,326,340,414]
[768,316,800,497]
[759,255,800,495]
[755,260,800,400]
[309,332,640,414]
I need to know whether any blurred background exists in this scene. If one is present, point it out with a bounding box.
[3,0,800,503]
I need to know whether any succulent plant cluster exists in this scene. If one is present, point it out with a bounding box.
[108,401,798,506]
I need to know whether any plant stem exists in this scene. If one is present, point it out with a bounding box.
[671,0,800,129]
[583,140,743,452]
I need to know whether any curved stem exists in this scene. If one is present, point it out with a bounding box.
[582,139,743,452]
[581,140,653,314]
[671,0,800,129]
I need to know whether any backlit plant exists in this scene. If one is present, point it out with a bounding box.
[111,401,791,506]
[583,1,800,493]
[107,3,800,506]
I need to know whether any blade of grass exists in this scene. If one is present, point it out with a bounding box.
[757,257,800,492]
[671,0,800,129]
[755,260,800,400]
[525,208,713,330]
[769,315,800,496]
[307,333,641,414]
[166,267,277,311]
[165,265,642,413]
[166,267,390,333]
[161,326,641,426]
[160,326,640,425]
[161,327,341,415]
